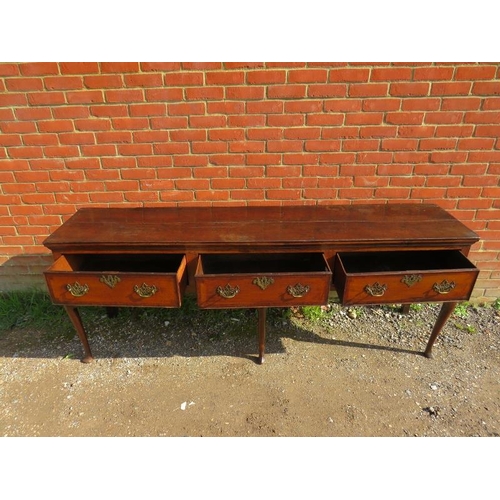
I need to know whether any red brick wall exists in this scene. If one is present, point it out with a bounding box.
[0,62,499,301]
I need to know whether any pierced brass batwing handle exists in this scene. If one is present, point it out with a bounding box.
[433,280,456,294]
[364,282,387,297]
[216,284,240,299]
[67,282,89,297]
[287,283,310,298]
[134,283,157,298]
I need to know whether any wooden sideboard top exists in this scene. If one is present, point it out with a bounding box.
[43,203,479,252]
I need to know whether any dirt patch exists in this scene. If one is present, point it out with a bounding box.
[1,302,499,437]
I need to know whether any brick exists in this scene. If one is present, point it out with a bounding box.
[307,84,347,98]
[345,112,383,125]
[185,87,224,100]
[456,65,497,80]
[465,111,500,124]
[370,67,412,81]
[390,82,429,96]
[247,70,286,84]
[168,102,205,115]
[419,138,457,150]
[462,175,499,186]
[322,127,358,139]
[164,72,204,86]
[193,166,228,178]
[117,144,153,156]
[80,145,116,156]
[359,126,397,138]
[27,91,65,106]
[105,89,144,103]
[53,106,90,119]
[23,134,58,146]
[402,98,440,111]
[483,97,500,110]
[101,62,139,73]
[191,141,229,154]
[124,73,163,87]
[338,187,374,199]
[283,153,319,165]
[75,118,111,131]
[245,154,281,165]
[450,164,488,175]
[349,83,388,97]
[387,115,424,128]
[230,115,266,128]
[397,125,435,138]
[0,134,22,146]
[473,82,500,96]
[145,88,183,101]
[267,85,306,99]
[170,130,206,142]
[207,101,244,114]
[0,93,28,107]
[150,117,188,129]
[59,62,99,74]
[0,63,19,76]
[206,71,244,85]
[425,176,461,187]
[475,125,500,137]
[284,128,320,140]
[173,155,209,167]
[247,128,282,140]
[267,115,303,127]
[343,139,379,151]
[129,103,166,116]
[381,138,418,151]
[44,145,80,157]
[44,76,83,90]
[288,69,328,83]
[8,146,43,158]
[306,114,344,126]
[431,82,471,95]
[189,116,226,128]
[362,99,400,112]
[66,90,104,104]
[329,68,369,82]
[435,125,474,137]
[357,152,392,164]
[458,138,495,150]
[209,129,245,141]
[430,151,467,162]
[90,104,127,117]
[140,62,181,72]
[441,98,481,111]
[285,101,323,113]
[247,101,283,114]
[424,111,463,124]
[6,77,43,91]
[1,121,37,133]
[19,62,58,76]
[413,67,454,80]
[325,99,362,112]
[267,140,303,153]
[84,75,123,88]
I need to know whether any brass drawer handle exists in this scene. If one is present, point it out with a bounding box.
[66,282,89,297]
[401,274,422,288]
[217,284,240,299]
[253,277,274,290]
[100,275,121,289]
[134,283,157,298]
[433,280,456,294]
[287,283,310,298]
[364,282,387,297]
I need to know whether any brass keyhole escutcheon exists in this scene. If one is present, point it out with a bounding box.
[100,275,121,289]
[253,277,274,290]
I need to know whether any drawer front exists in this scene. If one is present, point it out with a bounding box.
[334,251,479,306]
[44,255,187,307]
[195,254,331,308]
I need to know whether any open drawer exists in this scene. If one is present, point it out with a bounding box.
[334,250,479,306]
[195,253,332,308]
[44,253,187,307]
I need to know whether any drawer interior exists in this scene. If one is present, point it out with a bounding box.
[52,254,185,273]
[198,253,330,275]
[338,250,476,274]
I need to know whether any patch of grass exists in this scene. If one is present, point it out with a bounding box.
[493,298,500,311]
[453,302,469,318]
[410,303,423,312]
[0,289,72,334]
[300,305,326,322]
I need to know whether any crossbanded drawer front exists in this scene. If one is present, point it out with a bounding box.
[44,254,187,307]
[195,253,332,309]
[334,250,479,306]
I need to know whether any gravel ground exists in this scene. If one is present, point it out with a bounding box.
[1,300,499,439]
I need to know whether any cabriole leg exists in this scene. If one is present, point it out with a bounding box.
[64,306,94,363]
[424,302,457,359]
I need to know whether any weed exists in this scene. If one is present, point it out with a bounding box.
[301,305,325,322]
[493,298,500,311]
[453,303,469,318]
[410,303,423,312]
